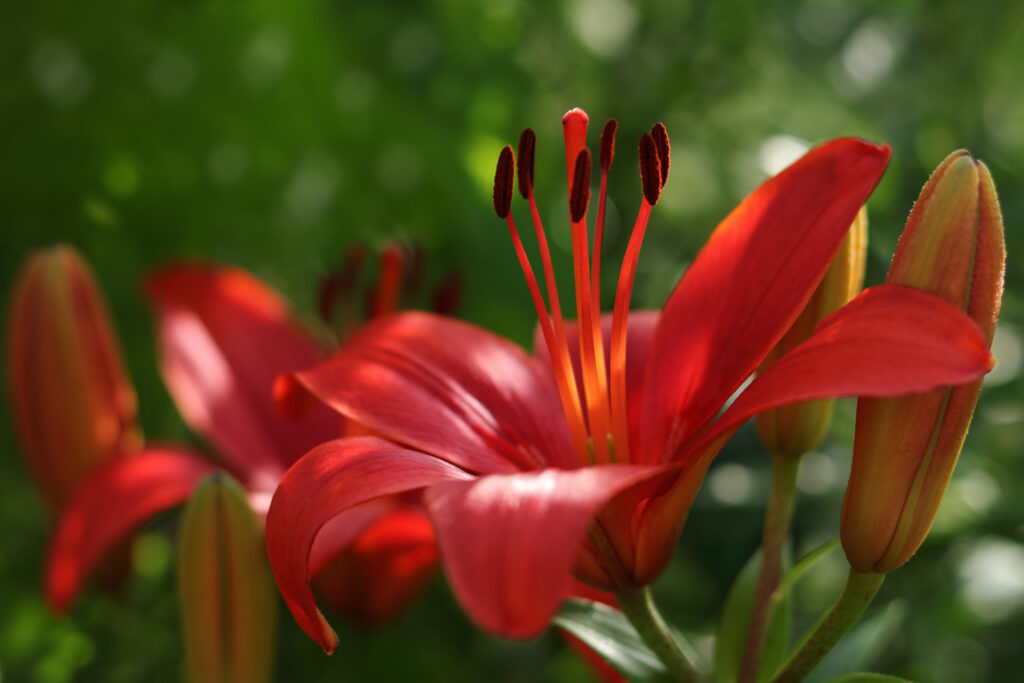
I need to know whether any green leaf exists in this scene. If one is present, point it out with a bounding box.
[554,598,670,682]
[804,600,907,683]
[713,550,792,683]
[818,674,915,683]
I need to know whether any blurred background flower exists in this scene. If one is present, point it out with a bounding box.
[1,1,1021,681]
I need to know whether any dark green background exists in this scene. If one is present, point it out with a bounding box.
[1,1,1022,681]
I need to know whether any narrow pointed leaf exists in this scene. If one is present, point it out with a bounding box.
[555,598,670,682]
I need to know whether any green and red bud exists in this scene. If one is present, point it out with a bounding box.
[756,208,868,458]
[6,245,141,513]
[841,151,1004,573]
[178,473,277,683]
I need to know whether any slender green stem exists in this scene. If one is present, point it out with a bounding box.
[770,569,885,683]
[738,453,800,683]
[615,586,705,683]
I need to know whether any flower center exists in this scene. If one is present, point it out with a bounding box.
[493,108,670,466]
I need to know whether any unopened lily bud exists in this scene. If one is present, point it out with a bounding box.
[841,151,1004,573]
[178,473,277,683]
[756,208,868,458]
[7,245,141,513]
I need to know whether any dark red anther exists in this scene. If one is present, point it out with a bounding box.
[517,129,536,199]
[650,123,670,188]
[639,133,662,205]
[317,244,367,325]
[570,148,592,223]
[599,119,618,172]
[493,146,515,219]
[404,245,425,296]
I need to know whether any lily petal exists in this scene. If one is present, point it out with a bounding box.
[278,312,575,474]
[46,447,215,611]
[146,265,337,488]
[699,284,994,454]
[311,508,438,624]
[423,465,661,638]
[641,138,891,464]
[265,437,473,653]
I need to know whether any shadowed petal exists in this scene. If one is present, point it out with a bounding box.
[265,437,473,653]
[46,447,216,611]
[146,265,337,488]
[311,508,438,624]
[278,312,574,474]
[423,465,663,638]
[641,138,891,464]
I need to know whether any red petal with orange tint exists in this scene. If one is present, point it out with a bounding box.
[278,312,575,473]
[146,265,337,489]
[695,284,994,457]
[640,138,891,464]
[265,437,473,653]
[46,447,215,611]
[423,465,661,638]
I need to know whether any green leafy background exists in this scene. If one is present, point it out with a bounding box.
[1,1,1022,681]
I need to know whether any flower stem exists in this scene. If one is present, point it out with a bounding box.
[615,585,704,683]
[770,569,885,683]
[739,453,800,683]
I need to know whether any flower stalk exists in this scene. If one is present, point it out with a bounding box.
[615,585,705,683]
[738,454,800,683]
[770,569,884,683]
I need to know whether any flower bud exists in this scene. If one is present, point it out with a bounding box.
[755,208,868,458]
[841,152,1004,573]
[7,245,141,513]
[178,472,277,683]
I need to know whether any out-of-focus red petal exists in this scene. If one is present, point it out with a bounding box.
[46,447,215,611]
[640,138,891,464]
[311,509,438,625]
[535,311,659,456]
[423,465,662,638]
[265,437,473,653]
[145,265,338,489]
[696,284,994,455]
[278,312,575,474]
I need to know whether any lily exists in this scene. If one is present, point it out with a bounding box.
[267,108,993,655]
[46,259,439,625]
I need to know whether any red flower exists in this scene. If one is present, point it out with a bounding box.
[267,109,994,652]
[46,262,438,625]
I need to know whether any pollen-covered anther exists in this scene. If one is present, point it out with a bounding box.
[517,129,537,199]
[639,133,662,205]
[570,149,592,223]
[650,123,670,188]
[600,119,618,172]
[493,146,515,219]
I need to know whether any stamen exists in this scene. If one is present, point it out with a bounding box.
[599,119,618,173]
[566,141,612,463]
[639,133,662,206]
[650,123,671,188]
[562,108,590,195]
[609,131,664,459]
[517,129,536,199]
[494,146,590,464]
[431,273,462,316]
[373,244,404,318]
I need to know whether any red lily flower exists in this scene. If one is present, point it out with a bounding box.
[46,262,438,625]
[268,109,994,652]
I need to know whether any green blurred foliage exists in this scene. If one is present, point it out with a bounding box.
[1,0,1022,681]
